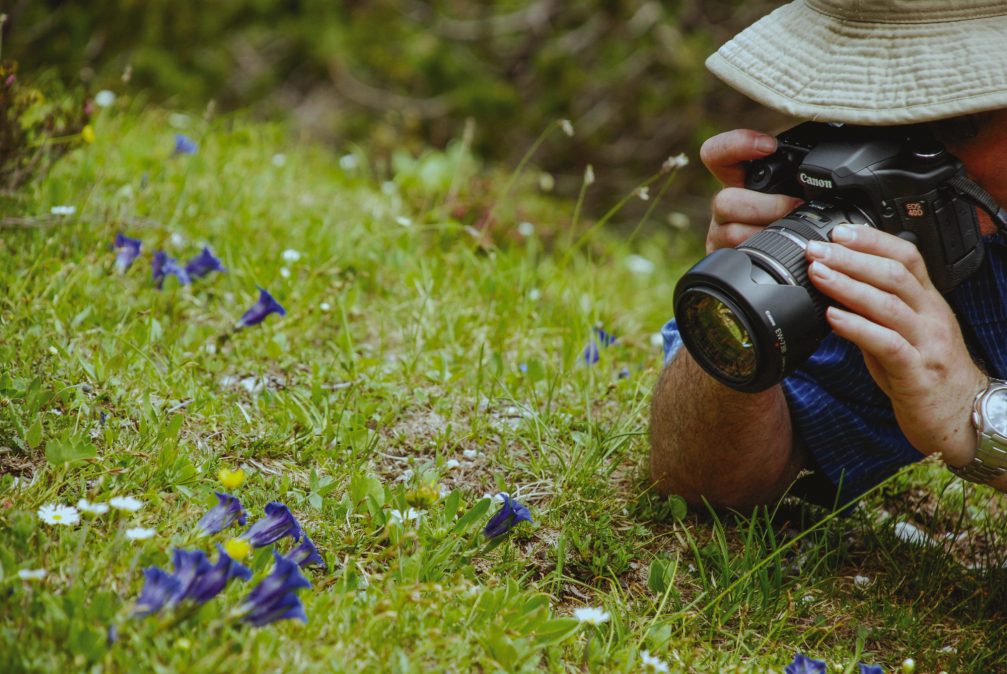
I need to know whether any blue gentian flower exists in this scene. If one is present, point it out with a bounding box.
[582,327,617,365]
[133,567,183,617]
[197,492,248,536]
[483,493,533,539]
[184,246,225,279]
[240,550,311,627]
[285,534,326,569]
[237,288,286,328]
[786,653,827,674]
[170,548,211,599]
[114,233,142,273]
[152,250,191,289]
[173,134,198,156]
[859,664,884,674]
[183,545,252,604]
[242,502,302,547]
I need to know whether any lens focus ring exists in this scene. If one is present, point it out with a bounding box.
[739,229,829,322]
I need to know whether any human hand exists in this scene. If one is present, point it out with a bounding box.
[700,129,803,253]
[805,225,986,465]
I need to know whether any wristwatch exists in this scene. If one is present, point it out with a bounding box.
[949,378,1007,484]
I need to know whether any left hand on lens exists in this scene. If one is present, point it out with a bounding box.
[805,225,986,466]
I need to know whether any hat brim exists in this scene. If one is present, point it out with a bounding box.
[706,0,1007,125]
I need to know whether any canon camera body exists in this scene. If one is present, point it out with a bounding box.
[673,122,986,392]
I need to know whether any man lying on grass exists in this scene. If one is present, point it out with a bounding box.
[650,0,1007,509]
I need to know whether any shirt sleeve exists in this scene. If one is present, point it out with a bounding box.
[658,318,923,502]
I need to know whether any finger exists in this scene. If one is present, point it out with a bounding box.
[805,240,927,312]
[712,187,802,227]
[700,130,779,187]
[829,225,931,287]
[809,261,925,343]
[706,222,765,252]
[826,305,918,371]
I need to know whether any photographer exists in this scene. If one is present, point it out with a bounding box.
[649,0,1007,509]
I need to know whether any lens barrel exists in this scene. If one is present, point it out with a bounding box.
[673,202,870,392]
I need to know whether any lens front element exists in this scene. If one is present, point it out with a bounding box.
[678,288,757,383]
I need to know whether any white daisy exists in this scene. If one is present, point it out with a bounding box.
[279,267,291,278]
[77,498,109,515]
[395,216,413,228]
[625,254,655,275]
[94,90,116,107]
[18,568,47,581]
[281,249,301,263]
[50,205,76,216]
[640,650,670,673]
[319,302,332,312]
[517,221,535,237]
[108,496,144,512]
[38,504,80,526]
[125,527,156,541]
[388,508,421,525]
[573,606,610,625]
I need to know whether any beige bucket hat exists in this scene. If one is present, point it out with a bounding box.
[706,0,1007,125]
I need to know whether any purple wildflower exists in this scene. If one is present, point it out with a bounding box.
[197,492,248,536]
[173,134,198,156]
[285,534,326,569]
[242,502,302,547]
[152,250,191,289]
[859,665,884,674]
[241,551,311,627]
[114,233,142,273]
[133,567,182,617]
[170,548,211,600]
[483,493,533,539]
[237,288,286,328]
[183,545,252,604]
[184,246,225,279]
[785,653,827,674]
[582,327,616,365]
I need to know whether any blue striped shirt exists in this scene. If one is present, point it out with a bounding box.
[661,234,1007,502]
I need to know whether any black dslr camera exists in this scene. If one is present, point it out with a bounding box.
[673,121,1006,393]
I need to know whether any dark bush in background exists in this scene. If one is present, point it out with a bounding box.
[3,0,790,225]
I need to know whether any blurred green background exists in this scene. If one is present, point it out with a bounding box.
[3,0,790,226]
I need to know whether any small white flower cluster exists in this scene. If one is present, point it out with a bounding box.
[572,606,610,626]
[38,495,147,531]
[640,650,670,673]
[662,153,689,172]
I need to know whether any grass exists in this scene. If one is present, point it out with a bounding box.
[1,106,1006,673]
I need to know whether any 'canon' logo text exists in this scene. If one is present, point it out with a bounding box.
[799,172,833,189]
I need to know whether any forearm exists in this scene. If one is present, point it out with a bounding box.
[649,349,806,510]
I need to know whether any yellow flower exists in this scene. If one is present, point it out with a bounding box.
[80,125,95,144]
[223,537,252,560]
[218,467,246,489]
[406,482,440,509]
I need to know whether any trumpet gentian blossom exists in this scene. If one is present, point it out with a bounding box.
[183,545,252,604]
[197,492,248,536]
[785,654,827,674]
[114,233,142,273]
[173,134,198,155]
[185,246,225,279]
[133,567,183,617]
[237,288,286,328]
[582,327,617,365]
[241,502,302,547]
[285,534,326,569]
[152,250,191,289]
[240,551,311,626]
[483,493,533,539]
[859,665,884,674]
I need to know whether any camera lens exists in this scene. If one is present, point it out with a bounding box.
[673,201,871,392]
[677,288,756,382]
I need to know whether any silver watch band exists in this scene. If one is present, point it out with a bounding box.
[949,379,1007,484]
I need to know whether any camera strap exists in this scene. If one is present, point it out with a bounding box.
[947,175,1007,234]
